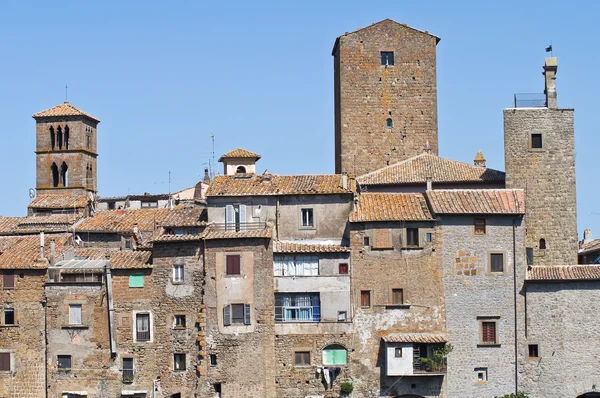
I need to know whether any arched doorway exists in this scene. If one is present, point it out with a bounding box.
[578,393,600,398]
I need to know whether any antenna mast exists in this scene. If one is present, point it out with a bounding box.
[211,134,215,179]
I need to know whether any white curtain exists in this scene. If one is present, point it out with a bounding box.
[69,305,82,324]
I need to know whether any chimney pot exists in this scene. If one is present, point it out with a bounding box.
[544,57,558,108]
[583,229,593,244]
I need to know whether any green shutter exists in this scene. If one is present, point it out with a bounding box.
[129,274,144,288]
[322,348,347,365]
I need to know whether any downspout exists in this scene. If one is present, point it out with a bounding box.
[105,257,117,357]
[275,196,280,240]
[43,295,48,398]
[512,219,518,395]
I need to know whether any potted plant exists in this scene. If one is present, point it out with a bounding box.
[419,343,453,372]
[340,381,354,396]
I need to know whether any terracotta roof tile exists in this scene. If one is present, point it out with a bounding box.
[28,194,89,210]
[357,153,505,186]
[350,193,433,222]
[0,217,24,234]
[383,333,448,343]
[110,251,152,269]
[206,174,353,197]
[426,189,525,215]
[202,226,272,240]
[153,234,205,243]
[0,233,71,269]
[162,207,207,227]
[273,241,350,253]
[73,247,117,259]
[77,208,169,233]
[33,101,100,122]
[579,239,600,255]
[218,148,261,161]
[527,265,600,281]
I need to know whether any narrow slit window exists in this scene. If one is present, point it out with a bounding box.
[539,239,546,250]
[386,118,393,129]
[4,308,15,325]
[474,218,486,235]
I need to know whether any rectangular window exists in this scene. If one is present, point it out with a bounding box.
[360,290,371,308]
[425,232,432,243]
[0,352,10,371]
[363,236,370,246]
[481,321,497,345]
[528,344,539,358]
[531,133,543,149]
[526,248,534,265]
[4,308,14,325]
[225,204,247,231]
[135,313,150,341]
[122,358,134,382]
[57,355,71,370]
[69,304,82,325]
[406,228,419,247]
[141,201,158,208]
[338,311,347,322]
[129,273,144,288]
[490,253,504,273]
[474,218,486,235]
[226,255,241,276]
[381,51,395,66]
[274,293,320,322]
[295,351,310,367]
[338,263,348,275]
[124,238,132,249]
[174,353,186,371]
[3,274,14,290]
[301,208,314,227]
[223,303,251,326]
[174,315,186,329]
[173,264,184,283]
[475,367,488,382]
[392,288,404,305]
[209,354,217,366]
[273,255,319,276]
[394,347,403,358]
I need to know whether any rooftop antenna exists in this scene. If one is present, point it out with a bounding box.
[211,134,216,179]
[65,84,68,102]
[154,171,172,209]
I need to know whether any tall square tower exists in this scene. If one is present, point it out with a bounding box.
[333,19,440,176]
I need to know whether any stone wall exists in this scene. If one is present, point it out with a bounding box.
[504,108,578,265]
[334,19,439,176]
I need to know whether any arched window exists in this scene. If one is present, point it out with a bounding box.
[386,118,393,129]
[60,162,68,187]
[64,126,69,150]
[236,166,246,174]
[539,238,546,250]
[49,126,55,150]
[322,344,347,366]
[51,163,59,187]
[56,126,63,149]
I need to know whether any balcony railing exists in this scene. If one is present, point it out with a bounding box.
[413,357,447,374]
[136,331,150,342]
[514,93,546,108]
[212,222,267,232]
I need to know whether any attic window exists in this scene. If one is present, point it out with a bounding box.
[386,118,393,129]
[381,51,394,66]
[236,166,246,174]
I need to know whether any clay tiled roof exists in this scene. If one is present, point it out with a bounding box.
[207,174,353,197]
[77,208,169,232]
[28,194,89,210]
[162,207,207,227]
[527,265,600,281]
[357,153,505,186]
[273,241,350,253]
[426,189,525,215]
[202,226,272,240]
[383,333,448,343]
[0,233,71,269]
[218,148,261,161]
[33,101,100,122]
[73,247,117,259]
[0,217,23,234]
[110,251,152,269]
[579,239,600,255]
[153,234,205,243]
[350,193,433,222]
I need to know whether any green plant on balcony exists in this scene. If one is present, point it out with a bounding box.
[340,381,354,395]
[418,343,453,372]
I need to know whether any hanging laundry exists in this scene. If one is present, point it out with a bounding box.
[322,366,331,388]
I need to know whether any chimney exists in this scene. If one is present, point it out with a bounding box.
[133,223,139,236]
[583,229,593,244]
[203,168,211,183]
[348,173,356,192]
[40,232,45,259]
[342,173,348,190]
[50,239,56,266]
[426,177,433,191]
[543,57,558,109]
[473,150,486,168]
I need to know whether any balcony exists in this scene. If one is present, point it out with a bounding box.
[211,222,267,232]
[513,93,546,108]
[385,340,450,377]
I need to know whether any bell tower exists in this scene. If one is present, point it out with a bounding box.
[32,102,100,197]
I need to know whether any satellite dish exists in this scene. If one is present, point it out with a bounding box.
[28,188,36,199]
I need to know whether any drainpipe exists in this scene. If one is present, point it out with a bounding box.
[49,239,56,266]
[275,196,280,240]
[513,219,519,395]
[105,256,117,357]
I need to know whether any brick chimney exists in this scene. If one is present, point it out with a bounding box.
[544,57,558,109]
[583,229,593,244]
[473,150,486,168]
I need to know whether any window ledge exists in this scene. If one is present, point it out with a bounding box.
[172,281,184,285]
[0,325,18,328]
[402,246,423,250]
[477,344,501,348]
[172,326,186,330]
[62,325,89,330]
[384,304,411,309]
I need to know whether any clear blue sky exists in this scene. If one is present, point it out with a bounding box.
[1,0,598,238]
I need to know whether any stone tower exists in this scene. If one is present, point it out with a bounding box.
[504,58,578,265]
[32,102,100,196]
[333,19,440,176]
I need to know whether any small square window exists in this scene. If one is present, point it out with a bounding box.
[295,351,310,367]
[381,51,395,66]
[57,355,72,370]
[129,274,144,288]
[490,253,504,273]
[124,238,132,249]
[425,233,432,243]
[363,236,370,246]
[4,308,14,325]
[475,367,488,382]
[301,208,314,228]
[174,315,186,329]
[226,255,241,275]
[474,218,486,235]
[337,311,347,322]
[209,354,217,366]
[338,263,348,275]
[174,353,186,371]
[173,264,184,283]
[528,344,539,358]
[0,352,10,371]
[394,347,402,358]
[531,133,543,149]
[392,289,404,305]
[360,290,371,308]
[3,274,15,290]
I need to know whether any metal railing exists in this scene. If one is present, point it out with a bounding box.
[413,357,447,373]
[122,368,135,383]
[514,93,546,108]
[212,222,267,232]
[136,331,150,341]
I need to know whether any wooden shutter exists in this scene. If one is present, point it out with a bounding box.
[129,274,144,288]
[482,322,496,344]
[226,255,241,275]
[244,304,251,325]
[223,305,231,326]
[225,205,234,231]
[238,205,246,231]
[407,228,419,247]
[474,218,486,235]
[392,289,404,305]
[360,291,371,307]
[0,352,9,371]
[3,274,14,289]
